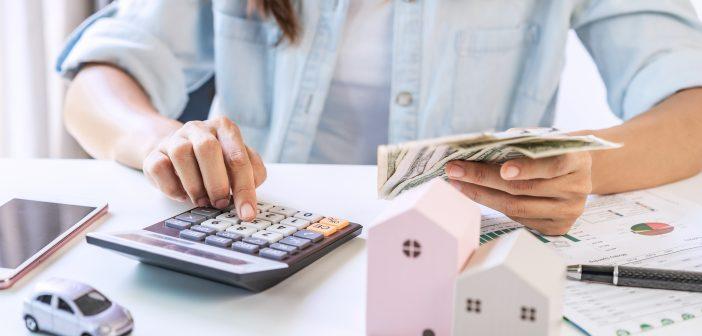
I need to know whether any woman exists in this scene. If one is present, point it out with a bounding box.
[59,0,702,235]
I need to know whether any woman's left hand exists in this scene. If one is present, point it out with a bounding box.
[445,152,592,235]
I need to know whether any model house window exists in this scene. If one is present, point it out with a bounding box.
[466,298,482,313]
[521,306,536,321]
[402,239,421,258]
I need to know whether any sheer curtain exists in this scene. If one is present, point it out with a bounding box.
[0,0,106,158]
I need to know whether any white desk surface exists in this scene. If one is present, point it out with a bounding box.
[1,159,701,336]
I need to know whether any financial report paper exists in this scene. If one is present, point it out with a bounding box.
[480,190,702,335]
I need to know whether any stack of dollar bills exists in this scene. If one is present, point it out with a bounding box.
[377,127,621,199]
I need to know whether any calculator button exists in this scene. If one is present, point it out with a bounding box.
[205,235,233,248]
[179,229,207,241]
[266,224,297,236]
[305,223,337,237]
[241,219,272,230]
[216,212,241,223]
[293,230,324,243]
[190,225,217,235]
[320,217,349,230]
[256,201,274,212]
[216,231,243,241]
[256,212,286,223]
[259,248,288,260]
[175,213,206,224]
[226,225,258,237]
[231,241,260,254]
[280,217,311,230]
[165,218,191,230]
[190,207,222,218]
[242,237,269,247]
[279,236,312,249]
[269,206,297,217]
[293,212,324,223]
[251,231,284,244]
[201,219,234,232]
[270,242,298,254]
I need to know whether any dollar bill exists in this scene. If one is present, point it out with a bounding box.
[377,128,621,199]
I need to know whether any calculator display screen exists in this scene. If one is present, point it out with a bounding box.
[0,199,96,269]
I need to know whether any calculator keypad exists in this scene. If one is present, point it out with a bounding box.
[201,219,234,232]
[162,204,351,261]
[227,225,257,237]
[215,212,240,222]
[251,231,284,243]
[176,213,206,224]
[256,212,285,223]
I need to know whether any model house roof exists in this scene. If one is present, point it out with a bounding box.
[457,229,565,297]
[370,178,481,270]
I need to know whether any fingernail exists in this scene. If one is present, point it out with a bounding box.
[176,195,187,202]
[502,165,520,179]
[196,197,209,207]
[214,198,230,209]
[448,180,463,191]
[446,163,465,178]
[240,203,255,220]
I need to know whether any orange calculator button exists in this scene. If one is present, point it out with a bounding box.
[306,223,338,236]
[320,217,349,229]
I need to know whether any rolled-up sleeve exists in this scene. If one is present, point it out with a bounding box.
[573,0,702,120]
[56,0,214,119]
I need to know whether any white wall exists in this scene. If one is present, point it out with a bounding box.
[554,0,702,132]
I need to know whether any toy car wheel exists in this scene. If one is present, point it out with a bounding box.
[24,315,39,332]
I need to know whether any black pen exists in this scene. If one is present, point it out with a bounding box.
[567,264,702,292]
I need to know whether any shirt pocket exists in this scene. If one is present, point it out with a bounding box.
[213,9,277,128]
[451,24,539,132]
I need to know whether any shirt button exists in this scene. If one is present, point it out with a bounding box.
[396,92,413,107]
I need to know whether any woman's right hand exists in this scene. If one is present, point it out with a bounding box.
[142,116,267,221]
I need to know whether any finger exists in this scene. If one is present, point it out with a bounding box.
[500,153,587,181]
[184,126,231,209]
[445,161,558,197]
[450,180,578,220]
[215,120,257,221]
[508,217,573,236]
[161,135,208,207]
[143,151,187,202]
[246,146,267,187]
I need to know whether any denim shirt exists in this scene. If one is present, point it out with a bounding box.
[57,0,702,163]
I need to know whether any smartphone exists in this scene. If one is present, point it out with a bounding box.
[0,198,108,289]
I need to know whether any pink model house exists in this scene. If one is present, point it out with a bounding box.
[367,178,481,336]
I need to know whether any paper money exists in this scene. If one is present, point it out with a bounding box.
[377,128,621,199]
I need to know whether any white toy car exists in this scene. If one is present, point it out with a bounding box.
[23,278,133,336]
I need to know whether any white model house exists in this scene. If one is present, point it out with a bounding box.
[453,229,565,336]
[367,178,481,336]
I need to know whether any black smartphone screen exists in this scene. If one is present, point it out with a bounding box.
[0,199,96,269]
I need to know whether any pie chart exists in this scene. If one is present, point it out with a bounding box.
[631,222,674,236]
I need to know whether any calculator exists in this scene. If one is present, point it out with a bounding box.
[86,202,363,291]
